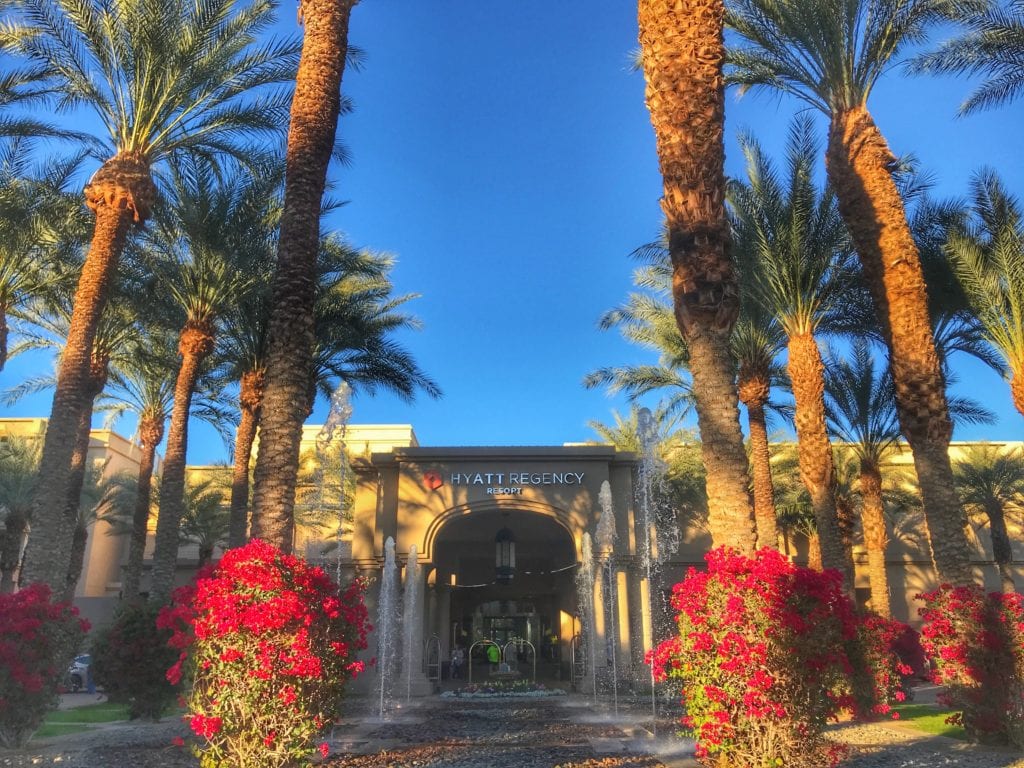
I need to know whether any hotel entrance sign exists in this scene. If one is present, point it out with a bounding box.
[440,470,586,497]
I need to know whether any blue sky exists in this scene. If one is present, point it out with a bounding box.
[2,1,1022,462]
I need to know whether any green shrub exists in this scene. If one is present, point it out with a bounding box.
[91,603,179,720]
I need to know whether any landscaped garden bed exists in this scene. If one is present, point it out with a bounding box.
[441,680,567,698]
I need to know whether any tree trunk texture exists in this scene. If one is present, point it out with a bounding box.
[786,332,854,592]
[149,325,214,604]
[0,512,28,594]
[807,531,823,572]
[60,359,108,602]
[638,0,755,554]
[251,0,359,552]
[121,416,162,603]
[1011,373,1024,419]
[983,501,1017,594]
[826,107,975,587]
[859,462,892,618]
[739,370,779,549]
[229,370,264,548]
[20,153,154,592]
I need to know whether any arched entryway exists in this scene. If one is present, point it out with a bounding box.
[430,504,578,680]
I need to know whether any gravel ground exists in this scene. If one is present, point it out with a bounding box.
[2,695,1022,768]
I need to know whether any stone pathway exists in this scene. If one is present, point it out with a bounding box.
[3,693,1023,768]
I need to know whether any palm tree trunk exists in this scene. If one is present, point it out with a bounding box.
[739,373,779,549]
[826,107,975,587]
[787,332,853,592]
[229,370,263,548]
[150,326,213,604]
[60,405,95,602]
[984,501,1016,594]
[251,0,359,552]
[859,461,892,618]
[638,0,756,554]
[122,416,162,603]
[21,154,154,592]
[807,531,823,571]
[0,512,28,593]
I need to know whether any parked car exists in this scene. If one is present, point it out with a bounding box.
[66,654,91,693]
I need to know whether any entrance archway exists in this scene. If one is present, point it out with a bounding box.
[431,505,578,681]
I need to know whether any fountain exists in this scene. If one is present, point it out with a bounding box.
[377,537,400,717]
[402,545,423,701]
[575,533,599,703]
[595,480,620,716]
[313,381,353,585]
[635,407,675,735]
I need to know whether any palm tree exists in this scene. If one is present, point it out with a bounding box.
[3,0,296,592]
[726,0,978,586]
[729,118,857,589]
[953,445,1024,593]
[250,0,362,551]
[732,309,787,548]
[825,340,907,616]
[141,162,262,605]
[584,241,785,548]
[0,437,39,593]
[178,478,230,569]
[912,0,1024,113]
[944,170,1024,417]
[636,0,757,553]
[0,142,89,371]
[99,332,176,602]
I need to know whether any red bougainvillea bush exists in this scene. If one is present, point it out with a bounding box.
[918,585,1023,746]
[649,548,857,768]
[0,583,88,747]
[847,613,913,720]
[159,540,370,768]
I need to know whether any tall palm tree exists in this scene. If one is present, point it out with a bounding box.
[141,162,262,604]
[726,0,978,585]
[729,118,857,589]
[732,309,788,548]
[825,340,906,616]
[637,0,757,553]
[250,0,362,551]
[0,437,39,593]
[912,0,1024,113]
[953,445,1024,594]
[585,242,786,548]
[3,0,296,592]
[944,170,1024,417]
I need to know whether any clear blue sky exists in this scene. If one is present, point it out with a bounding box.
[2,1,1022,462]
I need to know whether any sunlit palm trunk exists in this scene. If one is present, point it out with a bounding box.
[826,106,975,587]
[1012,374,1024,419]
[787,332,853,591]
[859,462,892,618]
[229,370,263,548]
[61,361,108,601]
[0,512,28,593]
[122,416,162,602]
[150,326,213,604]
[21,154,154,591]
[807,531,822,571]
[251,0,359,552]
[739,372,779,549]
[983,501,1016,594]
[638,0,755,553]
